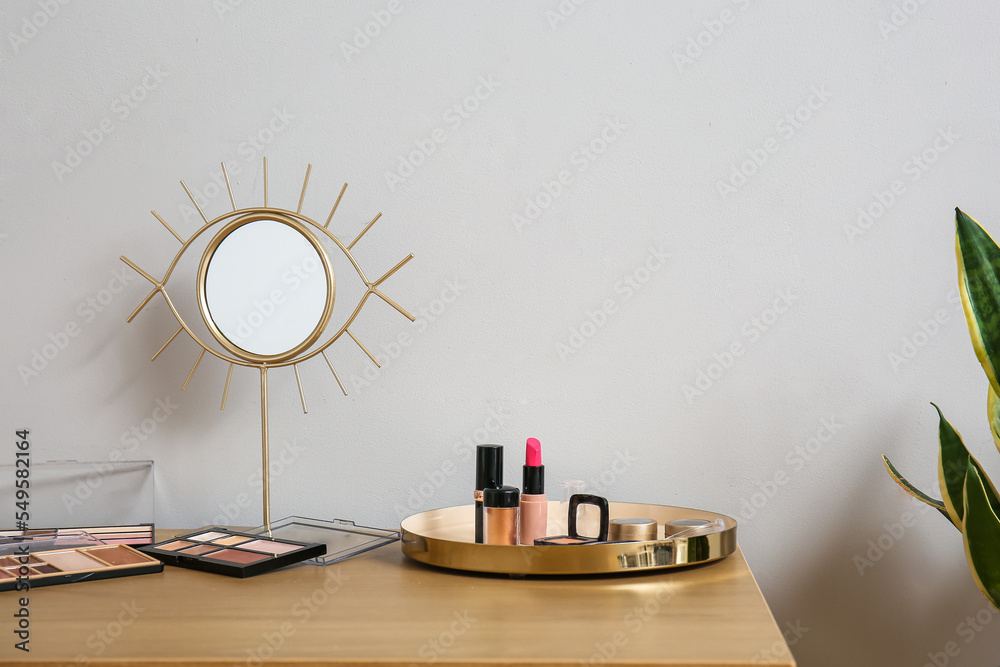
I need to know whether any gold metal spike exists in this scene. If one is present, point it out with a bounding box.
[151,327,183,362]
[348,212,381,250]
[297,164,311,214]
[294,364,308,414]
[181,349,205,391]
[221,363,234,411]
[346,328,381,367]
[221,162,237,211]
[151,210,184,244]
[322,351,348,396]
[180,180,209,225]
[324,182,347,229]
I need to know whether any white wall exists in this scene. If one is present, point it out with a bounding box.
[3,1,1000,664]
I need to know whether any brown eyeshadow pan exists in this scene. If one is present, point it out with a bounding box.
[240,539,302,555]
[179,545,219,556]
[156,540,196,552]
[86,546,154,566]
[213,535,252,546]
[205,549,270,564]
[188,531,230,542]
[42,550,106,572]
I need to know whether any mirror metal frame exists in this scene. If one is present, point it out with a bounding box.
[123,160,416,528]
[196,212,336,364]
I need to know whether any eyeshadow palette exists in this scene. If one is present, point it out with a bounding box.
[0,544,163,591]
[140,527,326,578]
[0,524,154,546]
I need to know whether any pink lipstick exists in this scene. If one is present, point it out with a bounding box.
[519,437,547,545]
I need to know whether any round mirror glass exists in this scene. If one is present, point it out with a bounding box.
[203,220,331,357]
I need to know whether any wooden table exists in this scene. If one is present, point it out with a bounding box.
[6,530,795,666]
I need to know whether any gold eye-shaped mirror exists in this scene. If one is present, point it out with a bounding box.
[121,159,415,527]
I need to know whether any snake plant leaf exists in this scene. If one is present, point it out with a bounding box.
[956,208,1000,397]
[882,455,955,527]
[937,403,974,524]
[935,403,1000,524]
[989,385,1000,454]
[962,463,1000,609]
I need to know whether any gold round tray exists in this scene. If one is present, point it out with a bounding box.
[400,502,737,576]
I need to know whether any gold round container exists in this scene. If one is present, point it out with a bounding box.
[400,502,737,576]
[609,517,658,542]
[666,518,718,536]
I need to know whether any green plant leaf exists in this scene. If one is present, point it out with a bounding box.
[937,403,974,524]
[989,386,1000,454]
[882,455,955,527]
[956,208,1000,397]
[934,403,1000,524]
[962,463,1000,610]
